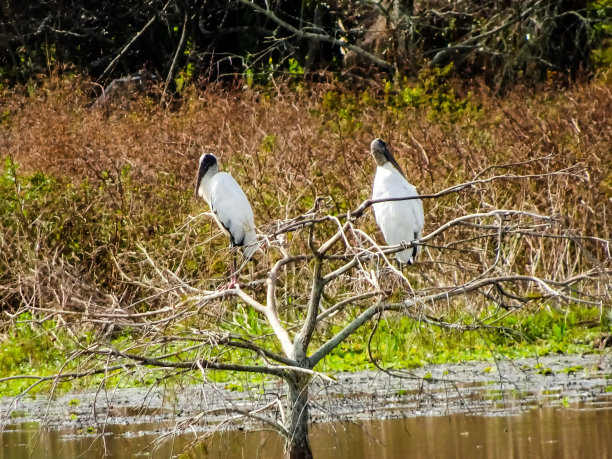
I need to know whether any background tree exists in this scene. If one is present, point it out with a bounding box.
[1,0,608,90]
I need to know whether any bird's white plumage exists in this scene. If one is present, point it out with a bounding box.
[196,158,257,260]
[372,150,424,264]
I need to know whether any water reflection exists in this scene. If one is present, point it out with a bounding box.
[2,404,611,458]
[314,406,612,459]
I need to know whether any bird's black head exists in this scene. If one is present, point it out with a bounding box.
[370,138,406,178]
[370,138,388,165]
[195,153,218,197]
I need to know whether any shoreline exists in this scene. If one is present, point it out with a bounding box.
[1,353,610,433]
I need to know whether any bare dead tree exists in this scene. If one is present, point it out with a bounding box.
[2,165,610,458]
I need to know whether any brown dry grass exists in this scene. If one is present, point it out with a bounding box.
[0,75,610,317]
[3,77,611,233]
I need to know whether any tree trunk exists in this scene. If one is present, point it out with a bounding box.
[305,3,324,72]
[284,374,312,459]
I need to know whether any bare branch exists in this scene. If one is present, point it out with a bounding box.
[428,0,546,67]
[99,1,171,80]
[163,9,189,100]
[308,270,610,368]
[350,168,582,219]
[89,346,290,378]
[237,0,393,70]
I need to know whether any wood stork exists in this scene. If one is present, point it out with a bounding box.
[370,138,424,265]
[195,153,257,286]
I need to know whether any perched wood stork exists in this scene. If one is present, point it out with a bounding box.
[195,153,257,286]
[370,138,424,265]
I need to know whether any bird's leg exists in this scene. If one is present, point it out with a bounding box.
[396,258,410,274]
[394,257,402,271]
[410,238,419,265]
[230,250,239,287]
[218,246,239,290]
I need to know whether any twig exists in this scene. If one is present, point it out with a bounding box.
[237,0,393,70]
[99,1,171,80]
[163,9,189,101]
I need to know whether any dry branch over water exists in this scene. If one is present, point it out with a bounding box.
[0,76,611,457]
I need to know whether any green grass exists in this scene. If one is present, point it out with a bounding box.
[316,305,606,373]
[1,303,606,397]
[0,313,86,395]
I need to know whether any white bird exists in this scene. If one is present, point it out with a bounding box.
[195,153,257,285]
[370,138,424,265]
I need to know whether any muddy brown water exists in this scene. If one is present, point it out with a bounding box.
[2,354,611,458]
[2,402,611,458]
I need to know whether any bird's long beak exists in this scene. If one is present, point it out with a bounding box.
[386,147,407,178]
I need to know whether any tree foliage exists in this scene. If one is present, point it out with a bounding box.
[1,0,609,88]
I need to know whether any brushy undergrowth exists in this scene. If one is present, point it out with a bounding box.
[0,73,611,395]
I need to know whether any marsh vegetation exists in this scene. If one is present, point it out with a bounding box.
[1,4,612,455]
[0,69,610,456]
